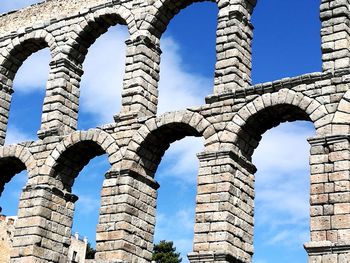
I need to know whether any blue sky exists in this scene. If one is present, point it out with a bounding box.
[0,1,321,262]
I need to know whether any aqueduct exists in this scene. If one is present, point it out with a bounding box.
[0,0,349,262]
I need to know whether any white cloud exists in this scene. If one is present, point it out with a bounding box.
[157,137,204,184]
[158,37,212,114]
[75,193,100,215]
[79,26,128,125]
[268,229,309,247]
[253,122,314,248]
[3,21,212,129]
[5,125,34,145]
[79,30,212,125]
[13,49,51,93]
[253,121,314,176]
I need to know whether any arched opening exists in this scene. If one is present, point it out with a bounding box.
[236,104,311,159]
[49,135,114,261]
[253,121,314,262]
[251,0,321,83]
[157,1,218,114]
[126,113,207,261]
[234,104,316,262]
[0,157,27,209]
[5,48,50,144]
[66,12,129,129]
[69,155,109,261]
[77,23,129,129]
[0,35,52,145]
[151,0,216,38]
[134,122,202,177]
[154,137,204,261]
[53,140,107,191]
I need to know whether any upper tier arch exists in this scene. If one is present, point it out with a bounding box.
[0,29,57,88]
[146,0,256,38]
[64,5,136,64]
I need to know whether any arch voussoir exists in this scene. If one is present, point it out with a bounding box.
[0,145,37,177]
[43,129,119,177]
[333,89,350,127]
[123,110,207,176]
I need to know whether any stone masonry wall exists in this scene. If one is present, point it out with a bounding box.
[0,0,349,263]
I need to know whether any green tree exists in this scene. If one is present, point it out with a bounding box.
[85,242,96,259]
[152,240,182,263]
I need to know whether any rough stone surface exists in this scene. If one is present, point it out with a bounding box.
[0,0,349,262]
[0,215,16,263]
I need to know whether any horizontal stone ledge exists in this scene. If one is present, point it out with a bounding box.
[197,150,257,174]
[308,134,350,145]
[37,126,61,139]
[114,112,139,122]
[206,69,350,104]
[24,184,78,203]
[49,58,83,75]
[125,35,162,54]
[304,241,350,255]
[105,169,160,190]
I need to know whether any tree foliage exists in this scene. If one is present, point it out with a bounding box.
[152,240,182,263]
[85,242,96,259]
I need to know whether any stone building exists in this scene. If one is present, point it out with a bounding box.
[0,215,88,263]
[68,233,88,263]
[0,215,16,263]
[0,0,349,262]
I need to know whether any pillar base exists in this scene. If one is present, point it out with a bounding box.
[37,126,61,139]
[304,241,350,262]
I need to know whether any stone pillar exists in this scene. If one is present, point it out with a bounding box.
[188,151,256,263]
[0,84,13,145]
[214,0,256,94]
[320,0,350,73]
[95,169,159,262]
[117,35,161,121]
[304,135,350,262]
[38,58,83,139]
[11,184,78,263]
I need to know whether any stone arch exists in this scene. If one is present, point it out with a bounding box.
[0,29,57,88]
[65,5,136,64]
[47,6,138,131]
[0,30,59,143]
[224,89,328,159]
[123,110,211,177]
[147,0,218,37]
[0,145,37,195]
[43,129,119,191]
[146,0,256,37]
